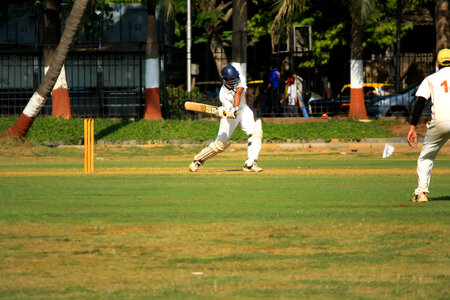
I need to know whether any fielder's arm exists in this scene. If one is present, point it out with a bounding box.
[407,96,427,148]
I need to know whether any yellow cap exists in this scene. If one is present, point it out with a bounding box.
[437,48,450,66]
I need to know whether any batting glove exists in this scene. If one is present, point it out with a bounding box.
[225,107,237,118]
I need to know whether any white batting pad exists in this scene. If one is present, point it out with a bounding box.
[246,119,263,165]
[194,140,231,162]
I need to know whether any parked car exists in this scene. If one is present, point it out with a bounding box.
[308,83,394,116]
[367,84,432,117]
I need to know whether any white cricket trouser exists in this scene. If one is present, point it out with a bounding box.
[416,120,450,193]
[216,104,259,165]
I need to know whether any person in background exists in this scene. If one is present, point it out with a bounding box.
[253,65,270,118]
[266,65,280,116]
[293,73,309,117]
[322,75,333,99]
[280,77,299,117]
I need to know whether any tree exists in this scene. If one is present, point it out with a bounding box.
[0,0,89,138]
[44,0,72,119]
[193,0,233,77]
[271,0,305,73]
[348,0,375,119]
[143,0,162,120]
[143,0,175,120]
[231,0,247,76]
[271,0,304,34]
[435,0,449,53]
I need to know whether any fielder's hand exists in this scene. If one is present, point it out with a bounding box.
[407,125,417,148]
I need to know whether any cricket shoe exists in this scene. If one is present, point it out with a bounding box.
[189,160,202,172]
[243,161,263,172]
[411,192,428,203]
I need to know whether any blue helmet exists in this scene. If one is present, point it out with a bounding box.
[221,65,240,90]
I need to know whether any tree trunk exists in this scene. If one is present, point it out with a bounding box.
[348,21,367,119]
[231,0,247,76]
[209,34,229,78]
[143,0,162,120]
[199,0,232,78]
[45,0,72,119]
[0,0,89,138]
[435,0,449,53]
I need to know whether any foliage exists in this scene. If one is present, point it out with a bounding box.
[173,0,233,47]
[269,0,434,67]
[3,0,437,70]
[348,0,376,24]
[271,0,305,36]
[362,0,421,49]
[80,0,114,41]
[301,21,347,67]
[247,9,272,46]
[166,87,206,120]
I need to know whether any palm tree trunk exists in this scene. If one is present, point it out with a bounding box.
[45,0,72,119]
[435,0,449,52]
[0,0,89,138]
[143,0,162,120]
[210,34,229,77]
[231,0,247,76]
[348,21,367,118]
[201,0,232,78]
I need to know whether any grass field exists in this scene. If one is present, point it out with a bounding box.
[0,143,449,299]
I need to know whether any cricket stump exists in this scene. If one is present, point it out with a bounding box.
[84,118,94,173]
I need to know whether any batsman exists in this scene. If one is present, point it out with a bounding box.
[189,65,263,172]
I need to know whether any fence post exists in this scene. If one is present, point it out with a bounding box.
[96,55,104,117]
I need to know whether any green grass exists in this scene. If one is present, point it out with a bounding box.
[0,145,449,299]
[0,116,401,144]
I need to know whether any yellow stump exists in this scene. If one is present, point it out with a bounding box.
[84,118,94,173]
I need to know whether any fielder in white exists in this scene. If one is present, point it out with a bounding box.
[407,48,450,202]
[189,65,263,172]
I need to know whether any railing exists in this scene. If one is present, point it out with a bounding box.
[0,52,435,118]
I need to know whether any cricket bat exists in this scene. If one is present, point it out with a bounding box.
[184,102,236,118]
[184,101,220,116]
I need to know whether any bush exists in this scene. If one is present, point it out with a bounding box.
[0,117,402,145]
[166,87,207,119]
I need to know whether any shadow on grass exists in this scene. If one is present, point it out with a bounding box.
[431,196,450,201]
[95,120,132,140]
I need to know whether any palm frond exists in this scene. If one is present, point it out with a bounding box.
[349,0,376,24]
[271,0,304,35]
[157,0,176,20]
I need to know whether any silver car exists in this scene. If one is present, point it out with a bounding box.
[368,85,431,117]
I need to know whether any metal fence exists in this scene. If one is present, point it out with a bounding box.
[0,51,435,118]
[0,52,146,118]
[304,53,435,117]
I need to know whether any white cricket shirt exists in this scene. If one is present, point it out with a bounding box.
[416,67,450,122]
[219,74,247,110]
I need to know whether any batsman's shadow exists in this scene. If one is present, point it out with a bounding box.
[431,196,450,201]
[95,120,132,141]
